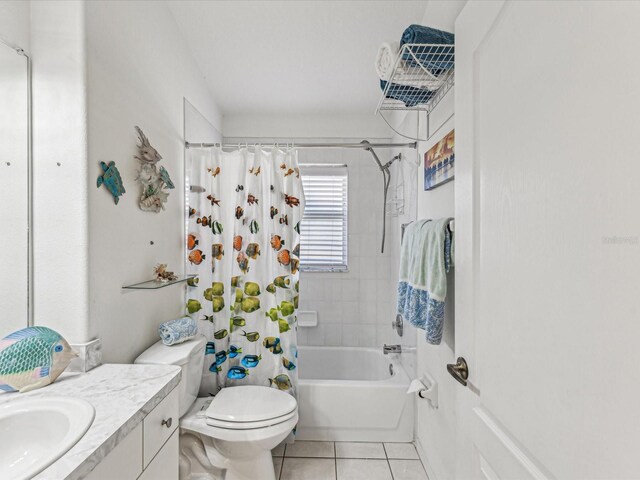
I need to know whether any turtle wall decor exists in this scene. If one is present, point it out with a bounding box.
[97,161,125,204]
[133,126,174,213]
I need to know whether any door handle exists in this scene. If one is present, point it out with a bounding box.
[447,357,469,386]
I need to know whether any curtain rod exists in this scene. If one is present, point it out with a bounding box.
[185,141,417,149]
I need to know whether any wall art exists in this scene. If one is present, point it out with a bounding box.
[134,126,174,212]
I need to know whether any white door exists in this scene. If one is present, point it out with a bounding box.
[454,1,640,478]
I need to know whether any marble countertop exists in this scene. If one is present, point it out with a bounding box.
[0,363,181,480]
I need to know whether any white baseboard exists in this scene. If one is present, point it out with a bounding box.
[416,437,439,480]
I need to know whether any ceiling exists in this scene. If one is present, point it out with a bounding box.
[167,1,428,115]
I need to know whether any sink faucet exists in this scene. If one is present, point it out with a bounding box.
[383,344,402,355]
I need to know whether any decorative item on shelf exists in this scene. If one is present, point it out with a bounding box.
[97,161,125,204]
[0,326,77,393]
[133,126,174,213]
[424,129,454,190]
[154,263,178,283]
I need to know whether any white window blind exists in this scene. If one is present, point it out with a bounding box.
[299,164,348,272]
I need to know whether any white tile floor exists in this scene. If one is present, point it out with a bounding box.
[272,441,428,480]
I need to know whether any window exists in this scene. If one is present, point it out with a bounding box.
[299,164,348,272]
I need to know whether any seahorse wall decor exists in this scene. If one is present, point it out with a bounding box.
[133,126,175,213]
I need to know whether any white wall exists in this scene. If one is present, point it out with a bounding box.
[27,1,222,362]
[0,0,30,50]
[85,0,222,363]
[225,113,400,348]
[31,0,90,343]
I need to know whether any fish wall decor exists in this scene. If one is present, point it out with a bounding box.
[133,126,174,213]
[0,327,77,393]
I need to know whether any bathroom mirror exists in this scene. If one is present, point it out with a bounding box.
[0,41,31,334]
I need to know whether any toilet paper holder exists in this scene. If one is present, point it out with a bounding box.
[407,373,438,409]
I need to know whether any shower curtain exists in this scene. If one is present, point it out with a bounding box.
[186,147,304,397]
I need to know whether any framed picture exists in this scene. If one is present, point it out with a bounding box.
[424,129,455,190]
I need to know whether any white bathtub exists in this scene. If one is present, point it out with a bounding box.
[296,346,413,442]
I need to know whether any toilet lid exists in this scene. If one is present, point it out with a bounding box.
[206,385,297,423]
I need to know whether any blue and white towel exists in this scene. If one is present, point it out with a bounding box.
[158,316,198,346]
[397,218,453,344]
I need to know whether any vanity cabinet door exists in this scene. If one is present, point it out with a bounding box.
[138,429,179,480]
[86,423,143,480]
[143,386,179,467]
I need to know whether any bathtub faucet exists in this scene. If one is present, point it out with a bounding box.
[383,344,402,355]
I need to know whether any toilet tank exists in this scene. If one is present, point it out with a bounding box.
[134,335,206,417]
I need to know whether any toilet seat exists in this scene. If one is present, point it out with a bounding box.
[205,385,297,427]
[206,409,298,430]
[181,397,299,443]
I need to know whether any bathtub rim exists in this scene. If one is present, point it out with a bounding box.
[297,345,410,386]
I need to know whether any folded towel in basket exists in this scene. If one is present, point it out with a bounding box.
[397,218,453,345]
[400,24,455,72]
[380,80,436,108]
[375,41,446,90]
[158,316,198,346]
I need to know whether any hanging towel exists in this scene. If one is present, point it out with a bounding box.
[400,24,455,72]
[397,218,453,344]
[380,80,435,108]
[158,316,198,346]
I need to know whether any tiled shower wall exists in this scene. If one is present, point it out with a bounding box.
[296,145,400,348]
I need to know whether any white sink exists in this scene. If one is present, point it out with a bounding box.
[0,396,95,480]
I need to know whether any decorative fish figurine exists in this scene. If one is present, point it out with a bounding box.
[228,345,242,358]
[269,374,292,391]
[0,327,77,393]
[96,161,126,204]
[227,366,249,380]
[241,355,262,368]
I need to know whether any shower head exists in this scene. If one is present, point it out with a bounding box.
[360,140,402,253]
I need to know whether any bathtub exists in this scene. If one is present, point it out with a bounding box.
[296,346,413,442]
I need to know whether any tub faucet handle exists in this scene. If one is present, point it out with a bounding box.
[383,344,402,354]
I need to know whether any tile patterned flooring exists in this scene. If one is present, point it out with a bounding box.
[272,441,428,480]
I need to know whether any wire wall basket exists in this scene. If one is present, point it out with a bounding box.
[375,43,455,115]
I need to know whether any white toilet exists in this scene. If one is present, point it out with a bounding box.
[135,335,298,480]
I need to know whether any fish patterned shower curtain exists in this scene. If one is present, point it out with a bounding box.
[186,147,303,398]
